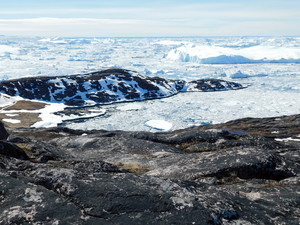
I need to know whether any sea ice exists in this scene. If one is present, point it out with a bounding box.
[145,120,173,131]
[0,36,299,132]
[231,71,249,79]
[0,45,20,56]
[116,104,143,111]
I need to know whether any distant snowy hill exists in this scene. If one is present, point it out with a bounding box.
[0,69,245,106]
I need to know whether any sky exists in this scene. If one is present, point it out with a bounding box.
[0,0,299,37]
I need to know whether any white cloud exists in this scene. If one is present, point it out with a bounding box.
[217,21,300,36]
[0,14,299,37]
[0,17,220,37]
[0,18,145,36]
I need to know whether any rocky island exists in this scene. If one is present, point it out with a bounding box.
[0,68,245,106]
[0,68,247,129]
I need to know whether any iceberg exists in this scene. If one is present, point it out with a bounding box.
[230,71,249,79]
[166,44,300,64]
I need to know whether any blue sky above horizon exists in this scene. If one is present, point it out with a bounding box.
[0,0,299,37]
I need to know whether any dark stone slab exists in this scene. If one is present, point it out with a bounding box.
[0,114,299,224]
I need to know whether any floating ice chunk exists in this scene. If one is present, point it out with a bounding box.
[155,70,166,75]
[38,38,68,44]
[117,104,143,111]
[38,38,51,42]
[252,73,268,77]
[229,71,268,79]
[145,120,173,131]
[155,40,187,45]
[61,112,105,121]
[2,118,21,124]
[0,45,19,56]
[230,71,249,79]
[144,69,152,75]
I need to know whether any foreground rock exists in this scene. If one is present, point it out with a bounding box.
[1,114,300,224]
[0,68,245,106]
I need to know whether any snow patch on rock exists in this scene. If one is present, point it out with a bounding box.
[2,118,21,124]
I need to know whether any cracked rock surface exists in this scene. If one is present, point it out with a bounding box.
[1,114,300,224]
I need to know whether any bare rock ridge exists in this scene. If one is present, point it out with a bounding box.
[1,114,300,224]
[0,68,245,106]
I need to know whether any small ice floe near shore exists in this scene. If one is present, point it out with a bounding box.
[145,120,173,131]
[116,103,143,111]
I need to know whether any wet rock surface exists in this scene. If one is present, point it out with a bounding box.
[0,68,245,106]
[1,114,300,224]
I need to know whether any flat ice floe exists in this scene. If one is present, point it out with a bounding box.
[116,103,144,111]
[145,120,173,131]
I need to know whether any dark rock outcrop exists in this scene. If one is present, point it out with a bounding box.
[0,122,9,140]
[0,68,245,106]
[1,114,299,224]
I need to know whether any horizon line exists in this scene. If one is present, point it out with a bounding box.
[1,35,300,39]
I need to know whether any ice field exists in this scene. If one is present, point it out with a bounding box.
[0,36,300,131]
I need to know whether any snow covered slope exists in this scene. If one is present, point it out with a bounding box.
[0,93,18,107]
[0,68,245,106]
